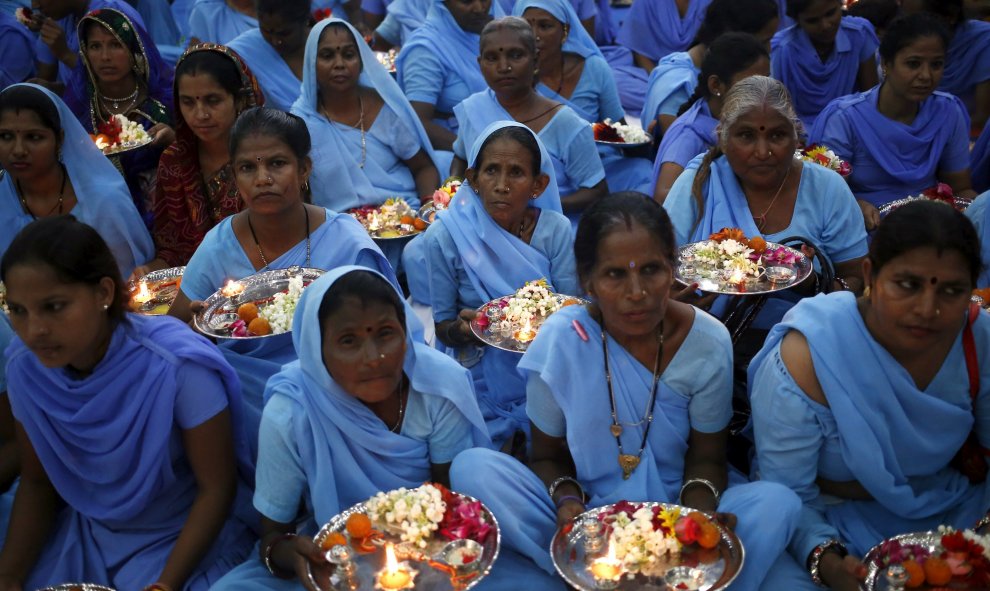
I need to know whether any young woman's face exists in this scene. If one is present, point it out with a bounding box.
[259,11,309,57]
[232,133,311,216]
[882,35,945,104]
[4,263,115,371]
[321,297,407,404]
[584,222,674,345]
[479,29,537,94]
[796,0,842,48]
[522,7,565,57]
[84,23,134,86]
[316,26,362,95]
[865,245,973,358]
[0,108,60,183]
[177,71,239,145]
[445,0,492,33]
[466,136,549,232]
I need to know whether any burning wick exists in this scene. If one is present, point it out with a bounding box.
[132,281,153,304]
[221,280,244,298]
[376,543,414,590]
[590,541,622,584]
[514,317,536,343]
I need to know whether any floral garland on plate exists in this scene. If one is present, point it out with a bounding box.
[795,144,851,177]
[872,526,990,588]
[592,119,650,144]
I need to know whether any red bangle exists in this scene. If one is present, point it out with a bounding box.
[263,533,297,579]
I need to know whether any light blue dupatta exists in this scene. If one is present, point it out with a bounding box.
[292,18,441,212]
[227,28,302,111]
[264,266,489,524]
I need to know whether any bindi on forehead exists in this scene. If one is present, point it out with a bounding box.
[930,276,938,285]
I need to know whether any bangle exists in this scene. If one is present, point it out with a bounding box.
[548,476,586,504]
[834,276,850,291]
[263,532,297,579]
[554,494,585,509]
[679,478,721,507]
[977,511,990,532]
[807,538,848,587]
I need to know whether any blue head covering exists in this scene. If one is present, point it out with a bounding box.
[616,0,713,62]
[512,0,603,60]
[264,265,490,523]
[292,18,442,211]
[0,83,154,277]
[396,0,504,97]
[228,28,302,111]
[940,20,990,101]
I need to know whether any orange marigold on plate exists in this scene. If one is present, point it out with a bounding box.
[709,227,746,243]
[747,236,767,253]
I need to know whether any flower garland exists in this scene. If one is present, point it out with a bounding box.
[350,198,426,237]
[872,526,990,588]
[592,119,650,144]
[795,144,851,177]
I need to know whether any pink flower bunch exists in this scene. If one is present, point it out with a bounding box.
[438,498,493,543]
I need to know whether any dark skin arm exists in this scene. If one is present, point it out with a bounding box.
[972,79,990,133]
[402,149,441,204]
[412,101,457,151]
[152,410,238,589]
[561,178,609,215]
[0,422,61,591]
[632,51,656,73]
[680,428,729,514]
[529,423,585,528]
[940,168,978,201]
[855,57,879,92]
[435,309,484,349]
[0,396,19,493]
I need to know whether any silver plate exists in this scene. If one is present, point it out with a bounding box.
[308,490,500,591]
[594,136,652,148]
[102,135,153,156]
[127,266,185,315]
[551,503,745,590]
[470,293,587,353]
[418,202,446,225]
[194,266,324,340]
[879,195,973,217]
[38,585,116,591]
[862,531,942,591]
[676,241,813,295]
[349,205,430,241]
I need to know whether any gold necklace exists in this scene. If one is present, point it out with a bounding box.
[602,322,664,480]
[751,164,791,232]
[320,94,366,168]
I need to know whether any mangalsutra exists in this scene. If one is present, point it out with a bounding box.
[247,205,311,271]
[751,164,792,232]
[321,94,366,168]
[388,376,408,433]
[16,164,67,220]
[602,321,664,480]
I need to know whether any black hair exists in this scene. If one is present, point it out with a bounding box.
[480,16,537,58]
[785,0,840,21]
[318,269,406,329]
[870,200,983,285]
[256,0,311,21]
[175,49,245,98]
[0,216,128,325]
[908,0,964,28]
[677,32,769,116]
[846,0,899,33]
[694,0,779,47]
[472,125,542,175]
[574,192,677,283]
[0,85,61,134]
[229,107,311,162]
[878,12,951,64]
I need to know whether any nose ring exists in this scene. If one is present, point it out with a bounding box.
[379,353,386,359]
[266,175,273,183]
[768,150,773,157]
[506,65,512,71]
[936,308,941,316]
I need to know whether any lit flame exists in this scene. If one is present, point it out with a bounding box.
[590,540,622,580]
[384,542,399,573]
[221,279,244,297]
[133,281,152,303]
[605,540,617,562]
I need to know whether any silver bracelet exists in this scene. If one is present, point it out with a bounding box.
[678,477,721,507]
[548,476,585,503]
[834,276,850,291]
[807,538,848,587]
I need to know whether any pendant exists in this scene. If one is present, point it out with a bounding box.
[618,454,640,480]
[610,424,623,438]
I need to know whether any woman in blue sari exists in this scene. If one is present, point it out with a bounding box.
[423,121,577,451]
[452,17,606,226]
[188,0,257,44]
[641,0,778,136]
[0,216,256,590]
[292,18,440,213]
[0,83,153,278]
[67,6,175,226]
[771,0,879,130]
[515,0,652,195]
[168,108,395,458]
[617,0,712,72]
[964,190,990,287]
[749,201,990,590]
[449,193,802,590]
[653,32,769,203]
[973,119,990,194]
[0,11,34,87]
[210,266,490,590]
[396,0,499,152]
[903,0,990,133]
[810,13,977,220]
[664,76,867,330]
[227,0,309,111]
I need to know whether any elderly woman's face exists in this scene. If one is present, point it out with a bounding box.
[466,136,548,232]
[259,11,309,58]
[321,297,407,405]
[84,23,134,86]
[479,29,537,94]
[446,0,492,33]
[721,105,796,191]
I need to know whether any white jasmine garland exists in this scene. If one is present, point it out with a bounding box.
[609,507,682,572]
[600,118,650,143]
[366,485,446,548]
[258,275,305,335]
[112,114,150,144]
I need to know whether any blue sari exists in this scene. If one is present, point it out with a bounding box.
[6,314,256,590]
[652,98,715,183]
[227,28,301,111]
[376,0,430,46]
[616,0,712,63]
[187,0,256,44]
[973,119,990,194]
[964,191,990,288]
[770,17,878,130]
[32,0,135,84]
[0,11,34,86]
[642,51,698,127]
[421,122,576,448]
[450,305,801,590]
[750,293,990,571]
[210,266,490,590]
[810,86,972,207]
[292,19,441,212]
[180,210,396,458]
[941,20,990,116]
[514,0,651,195]
[663,156,867,329]
[0,84,153,278]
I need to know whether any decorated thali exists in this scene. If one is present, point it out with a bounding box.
[128,266,184,315]
[469,279,585,353]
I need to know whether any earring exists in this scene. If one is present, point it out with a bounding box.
[103,304,109,311]
[863,285,871,297]
[714,91,721,97]
[768,151,773,157]
[936,308,941,317]
[379,353,386,359]
[301,180,310,192]
[57,147,63,162]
